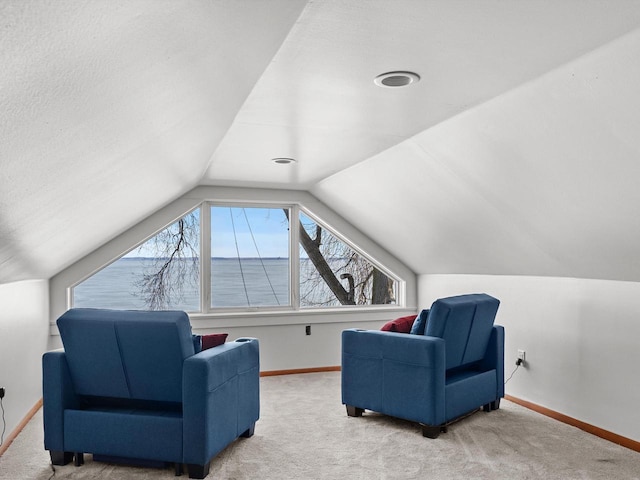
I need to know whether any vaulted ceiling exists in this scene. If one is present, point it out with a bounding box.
[3,0,640,284]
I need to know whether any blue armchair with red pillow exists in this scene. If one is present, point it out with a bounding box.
[342,294,504,438]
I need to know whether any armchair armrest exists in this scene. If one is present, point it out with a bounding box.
[42,351,81,452]
[478,325,505,399]
[341,329,446,426]
[182,338,259,466]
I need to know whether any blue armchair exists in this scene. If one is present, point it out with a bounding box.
[43,309,260,478]
[342,293,504,438]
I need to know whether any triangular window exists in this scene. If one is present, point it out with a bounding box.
[73,209,200,311]
[298,210,397,307]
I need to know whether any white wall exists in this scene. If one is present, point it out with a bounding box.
[48,186,418,371]
[0,280,49,436]
[206,318,391,371]
[419,274,640,443]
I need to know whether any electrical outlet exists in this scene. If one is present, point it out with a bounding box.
[0,387,5,399]
[517,349,526,362]
[305,325,311,336]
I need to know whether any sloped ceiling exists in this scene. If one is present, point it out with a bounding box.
[3,1,640,284]
[0,0,306,283]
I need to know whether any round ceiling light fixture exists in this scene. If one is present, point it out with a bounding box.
[271,157,297,165]
[374,71,420,88]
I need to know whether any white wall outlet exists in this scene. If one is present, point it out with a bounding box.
[517,349,526,362]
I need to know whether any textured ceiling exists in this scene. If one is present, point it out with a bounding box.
[314,26,640,281]
[0,0,306,282]
[202,0,640,189]
[3,0,640,284]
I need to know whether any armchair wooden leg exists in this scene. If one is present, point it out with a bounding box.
[175,463,183,476]
[50,450,74,465]
[240,423,255,438]
[74,453,84,466]
[346,405,364,417]
[187,461,210,479]
[483,403,491,412]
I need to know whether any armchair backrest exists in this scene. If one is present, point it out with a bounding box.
[425,294,499,371]
[57,308,195,403]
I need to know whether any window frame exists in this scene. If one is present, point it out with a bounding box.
[204,201,297,314]
[296,206,401,309]
[69,201,405,314]
[70,205,203,313]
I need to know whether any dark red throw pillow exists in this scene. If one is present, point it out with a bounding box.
[380,315,417,333]
[201,333,228,350]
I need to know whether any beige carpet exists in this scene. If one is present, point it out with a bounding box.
[1,372,639,479]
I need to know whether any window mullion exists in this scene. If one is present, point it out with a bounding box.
[291,204,300,310]
[201,203,212,313]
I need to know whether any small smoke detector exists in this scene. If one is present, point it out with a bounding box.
[271,157,296,165]
[374,71,420,88]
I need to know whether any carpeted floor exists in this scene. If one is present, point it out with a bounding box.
[1,372,639,479]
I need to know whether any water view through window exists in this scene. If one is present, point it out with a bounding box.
[74,210,201,311]
[73,205,399,311]
[74,258,291,311]
[211,207,290,308]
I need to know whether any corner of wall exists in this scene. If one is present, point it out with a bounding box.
[0,279,49,437]
[417,273,640,443]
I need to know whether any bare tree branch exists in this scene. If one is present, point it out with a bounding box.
[294,210,394,307]
[135,213,199,310]
[297,220,355,305]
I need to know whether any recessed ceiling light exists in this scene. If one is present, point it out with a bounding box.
[374,71,420,88]
[271,157,296,165]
